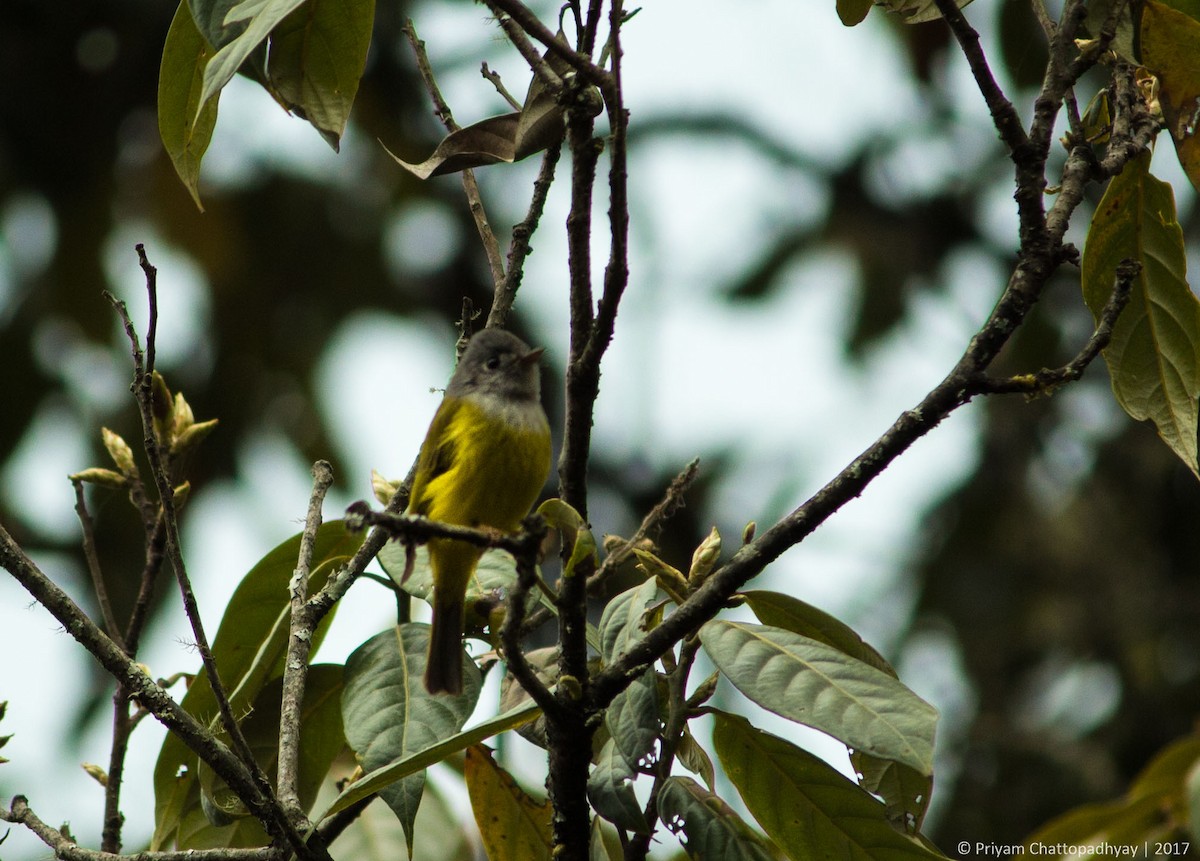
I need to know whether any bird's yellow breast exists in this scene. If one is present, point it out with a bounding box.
[414,395,551,533]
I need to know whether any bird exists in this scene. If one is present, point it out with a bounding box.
[406,328,552,694]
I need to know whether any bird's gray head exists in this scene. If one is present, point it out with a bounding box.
[446,328,543,403]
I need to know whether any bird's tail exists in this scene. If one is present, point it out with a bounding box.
[425,594,465,695]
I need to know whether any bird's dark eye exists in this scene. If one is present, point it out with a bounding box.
[485,355,501,370]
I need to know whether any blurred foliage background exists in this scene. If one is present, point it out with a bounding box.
[2,0,1200,851]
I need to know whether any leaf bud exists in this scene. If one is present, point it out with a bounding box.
[101,428,138,477]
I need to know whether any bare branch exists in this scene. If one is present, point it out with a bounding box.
[973,258,1139,396]
[488,143,563,330]
[72,479,124,651]
[278,460,335,822]
[403,20,506,289]
[1,795,283,861]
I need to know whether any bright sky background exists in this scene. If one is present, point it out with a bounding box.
[8,1,1189,857]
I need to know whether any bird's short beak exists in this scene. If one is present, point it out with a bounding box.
[520,347,545,365]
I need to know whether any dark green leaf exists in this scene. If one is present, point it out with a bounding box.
[318,698,541,820]
[587,737,648,834]
[195,665,346,840]
[851,750,934,833]
[699,620,938,776]
[657,776,777,861]
[606,668,659,770]
[1082,150,1200,478]
[598,577,660,661]
[188,0,245,48]
[713,712,947,860]
[676,727,717,792]
[267,0,375,149]
[198,0,307,120]
[837,0,873,25]
[158,2,219,209]
[151,521,362,850]
[341,624,481,855]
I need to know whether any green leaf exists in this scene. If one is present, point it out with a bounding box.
[1141,0,1200,194]
[743,590,897,678]
[1024,733,1200,851]
[1082,149,1200,478]
[676,727,717,792]
[537,498,597,578]
[188,0,246,48]
[1128,734,1200,803]
[657,776,778,861]
[151,520,362,850]
[713,712,946,860]
[341,624,481,855]
[328,778,473,861]
[465,745,553,861]
[1024,794,1177,854]
[590,816,624,861]
[318,687,541,820]
[267,0,374,149]
[195,665,346,841]
[198,0,307,121]
[158,2,219,209]
[598,577,660,661]
[606,668,659,770]
[699,620,938,776]
[587,737,648,835]
[850,750,934,834]
[379,542,514,605]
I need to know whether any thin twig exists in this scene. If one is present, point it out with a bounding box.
[500,515,560,716]
[72,479,124,650]
[488,142,563,330]
[481,62,523,110]
[123,511,166,657]
[278,461,335,822]
[594,458,699,584]
[115,248,313,859]
[932,0,1029,156]
[0,526,271,835]
[484,0,609,88]
[973,259,1139,396]
[628,636,700,861]
[403,20,506,289]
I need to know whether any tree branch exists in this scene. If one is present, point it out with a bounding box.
[972,258,1138,396]
[0,525,269,832]
[1,796,283,861]
[488,143,563,330]
[277,460,335,823]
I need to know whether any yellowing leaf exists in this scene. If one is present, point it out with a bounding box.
[1082,150,1200,478]
[1141,0,1200,193]
[465,745,553,861]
